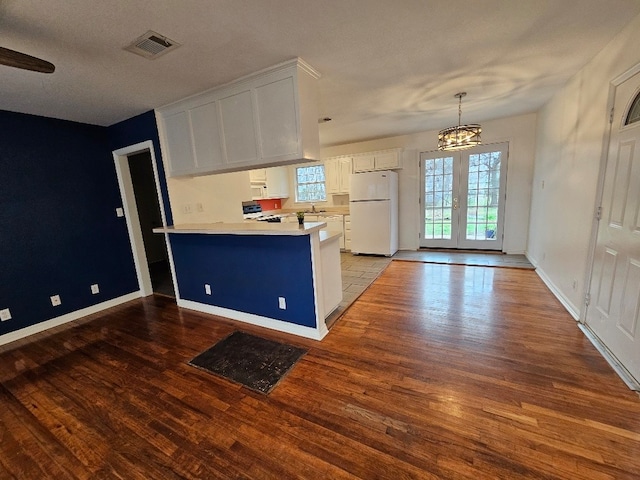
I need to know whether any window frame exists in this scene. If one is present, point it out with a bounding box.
[294,163,327,203]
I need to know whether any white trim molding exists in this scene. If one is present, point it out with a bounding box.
[0,292,140,347]
[534,266,580,321]
[178,299,328,341]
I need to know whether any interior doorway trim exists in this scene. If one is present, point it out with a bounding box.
[112,140,170,297]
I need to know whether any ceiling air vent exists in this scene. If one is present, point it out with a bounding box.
[124,30,180,59]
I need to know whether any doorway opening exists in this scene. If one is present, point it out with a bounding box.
[113,140,176,299]
[419,143,508,250]
[128,152,174,297]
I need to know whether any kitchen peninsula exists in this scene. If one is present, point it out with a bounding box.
[153,222,342,340]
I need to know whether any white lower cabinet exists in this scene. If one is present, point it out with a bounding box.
[277,213,351,251]
[324,216,345,250]
[344,215,351,251]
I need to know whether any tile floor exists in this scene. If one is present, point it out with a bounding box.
[325,253,392,328]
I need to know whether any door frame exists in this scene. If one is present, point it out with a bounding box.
[582,61,640,325]
[112,140,174,297]
[419,142,509,251]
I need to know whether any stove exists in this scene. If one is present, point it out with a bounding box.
[242,201,284,222]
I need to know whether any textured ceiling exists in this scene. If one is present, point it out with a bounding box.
[1,0,640,147]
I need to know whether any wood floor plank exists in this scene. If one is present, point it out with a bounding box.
[1,262,639,479]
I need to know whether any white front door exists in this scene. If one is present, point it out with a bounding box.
[586,71,640,385]
[420,143,508,250]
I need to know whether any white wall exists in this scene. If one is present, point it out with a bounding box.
[318,112,537,253]
[167,171,252,224]
[528,12,640,319]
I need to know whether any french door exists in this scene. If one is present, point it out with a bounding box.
[420,143,508,250]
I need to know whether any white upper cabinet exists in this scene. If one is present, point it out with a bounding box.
[162,111,194,176]
[255,76,298,160]
[157,58,320,177]
[190,101,225,170]
[325,156,352,194]
[265,167,290,198]
[352,148,402,173]
[249,166,289,199]
[340,157,352,192]
[249,168,267,183]
[219,89,259,166]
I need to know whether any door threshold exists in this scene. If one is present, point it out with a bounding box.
[578,323,640,391]
[418,248,504,254]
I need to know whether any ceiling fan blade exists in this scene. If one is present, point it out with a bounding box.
[0,47,55,73]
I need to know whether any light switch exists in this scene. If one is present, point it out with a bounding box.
[116,207,124,217]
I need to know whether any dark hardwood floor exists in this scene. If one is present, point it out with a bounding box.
[1,262,639,479]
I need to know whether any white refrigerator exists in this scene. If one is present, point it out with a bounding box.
[349,170,398,256]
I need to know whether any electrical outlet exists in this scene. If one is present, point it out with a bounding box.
[116,207,124,217]
[50,295,61,306]
[91,284,100,294]
[0,308,11,321]
[278,297,286,310]
[204,284,212,295]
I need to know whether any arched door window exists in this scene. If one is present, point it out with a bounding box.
[626,90,640,125]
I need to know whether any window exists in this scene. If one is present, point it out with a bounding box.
[296,165,326,202]
[626,90,640,126]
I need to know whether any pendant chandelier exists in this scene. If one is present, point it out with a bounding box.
[437,92,481,151]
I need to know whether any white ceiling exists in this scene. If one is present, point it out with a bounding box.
[2,0,640,147]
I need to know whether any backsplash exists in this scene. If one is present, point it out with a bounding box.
[256,198,282,211]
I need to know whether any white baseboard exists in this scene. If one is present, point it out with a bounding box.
[178,299,328,341]
[578,324,640,391]
[0,292,141,347]
[532,265,580,321]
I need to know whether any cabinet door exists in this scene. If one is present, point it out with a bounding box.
[190,101,224,171]
[255,76,299,160]
[374,151,400,169]
[219,89,259,166]
[344,215,351,250]
[339,157,352,193]
[324,157,340,194]
[265,167,290,198]
[352,154,375,173]
[163,111,195,176]
[249,169,267,183]
[250,185,265,200]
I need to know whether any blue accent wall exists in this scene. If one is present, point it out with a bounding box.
[107,110,172,225]
[0,110,139,336]
[170,234,317,328]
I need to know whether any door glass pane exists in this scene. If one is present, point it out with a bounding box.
[466,151,501,241]
[424,156,454,239]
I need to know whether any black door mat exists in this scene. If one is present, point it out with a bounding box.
[188,331,308,394]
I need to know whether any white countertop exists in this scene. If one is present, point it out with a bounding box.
[271,211,350,218]
[153,222,327,236]
[319,229,342,244]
